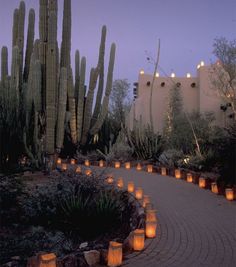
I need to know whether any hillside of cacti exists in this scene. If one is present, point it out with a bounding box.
[0,0,116,170]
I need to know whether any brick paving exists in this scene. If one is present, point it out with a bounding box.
[101,167,236,267]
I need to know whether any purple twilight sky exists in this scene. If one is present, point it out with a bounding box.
[0,0,235,86]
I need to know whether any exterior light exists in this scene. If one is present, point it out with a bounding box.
[128,181,135,193]
[133,229,145,251]
[140,70,144,75]
[197,64,200,69]
[225,188,234,201]
[200,61,205,66]
[186,73,191,78]
[171,73,175,78]
[107,241,123,267]
[155,72,159,77]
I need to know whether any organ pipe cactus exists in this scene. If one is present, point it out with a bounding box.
[90,43,116,135]
[0,0,116,169]
[23,8,35,82]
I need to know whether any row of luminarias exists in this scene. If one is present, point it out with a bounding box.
[175,169,234,201]
[57,158,234,201]
[139,61,205,77]
[56,158,157,267]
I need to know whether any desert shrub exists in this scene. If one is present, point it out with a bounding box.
[21,172,134,240]
[0,175,25,225]
[158,149,184,167]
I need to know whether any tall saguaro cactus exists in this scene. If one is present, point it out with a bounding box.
[12,9,19,47]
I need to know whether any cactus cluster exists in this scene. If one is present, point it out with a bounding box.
[0,0,116,169]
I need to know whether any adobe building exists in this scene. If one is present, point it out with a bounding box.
[127,61,232,133]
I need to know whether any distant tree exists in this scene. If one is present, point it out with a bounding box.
[212,37,236,120]
[109,79,131,136]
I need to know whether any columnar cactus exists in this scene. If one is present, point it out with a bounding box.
[0,0,116,168]
[77,57,86,143]
[17,1,25,87]
[9,46,20,110]
[91,25,106,128]
[60,0,71,69]
[1,47,8,83]
[46,3,58,154]
[74,50,80,102]
[12,9,19,47]
[81,67,99,145]
[56,68,67,150]
[39,0,48,111]
[90,43,116,135]
[23,8,35,82]
[67,67,77,144]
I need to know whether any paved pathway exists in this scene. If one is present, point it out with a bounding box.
[101,167,236,267]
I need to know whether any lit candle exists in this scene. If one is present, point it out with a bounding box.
[135,187,143,200]
[147,165,153,173]
[143,195,151,208]
[85,169,92,176]
[38,253,57,267]
[99,160,104,167]
[125,162,131,169]
[136,163,142,171]
[115,161,120,168]
[187,173,193,183]
[61,163,67,171]
[133,229,145,251]
[146,209,157,222]
[107,241,122,267]
[211,182,218,194]
[145,221,157,238]
[75,166,81,173]
[128,181,135,193]
[57,158,62,165]
[85,159,90,167]
[161,167,166,176]
[199,177,206,188]
[107,176,114,184]
[175,169,181,179]
[71,158,76,165]
[117,177,124,188]
[225,188,234,201]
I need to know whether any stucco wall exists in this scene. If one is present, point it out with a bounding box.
[127,65,225,133]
